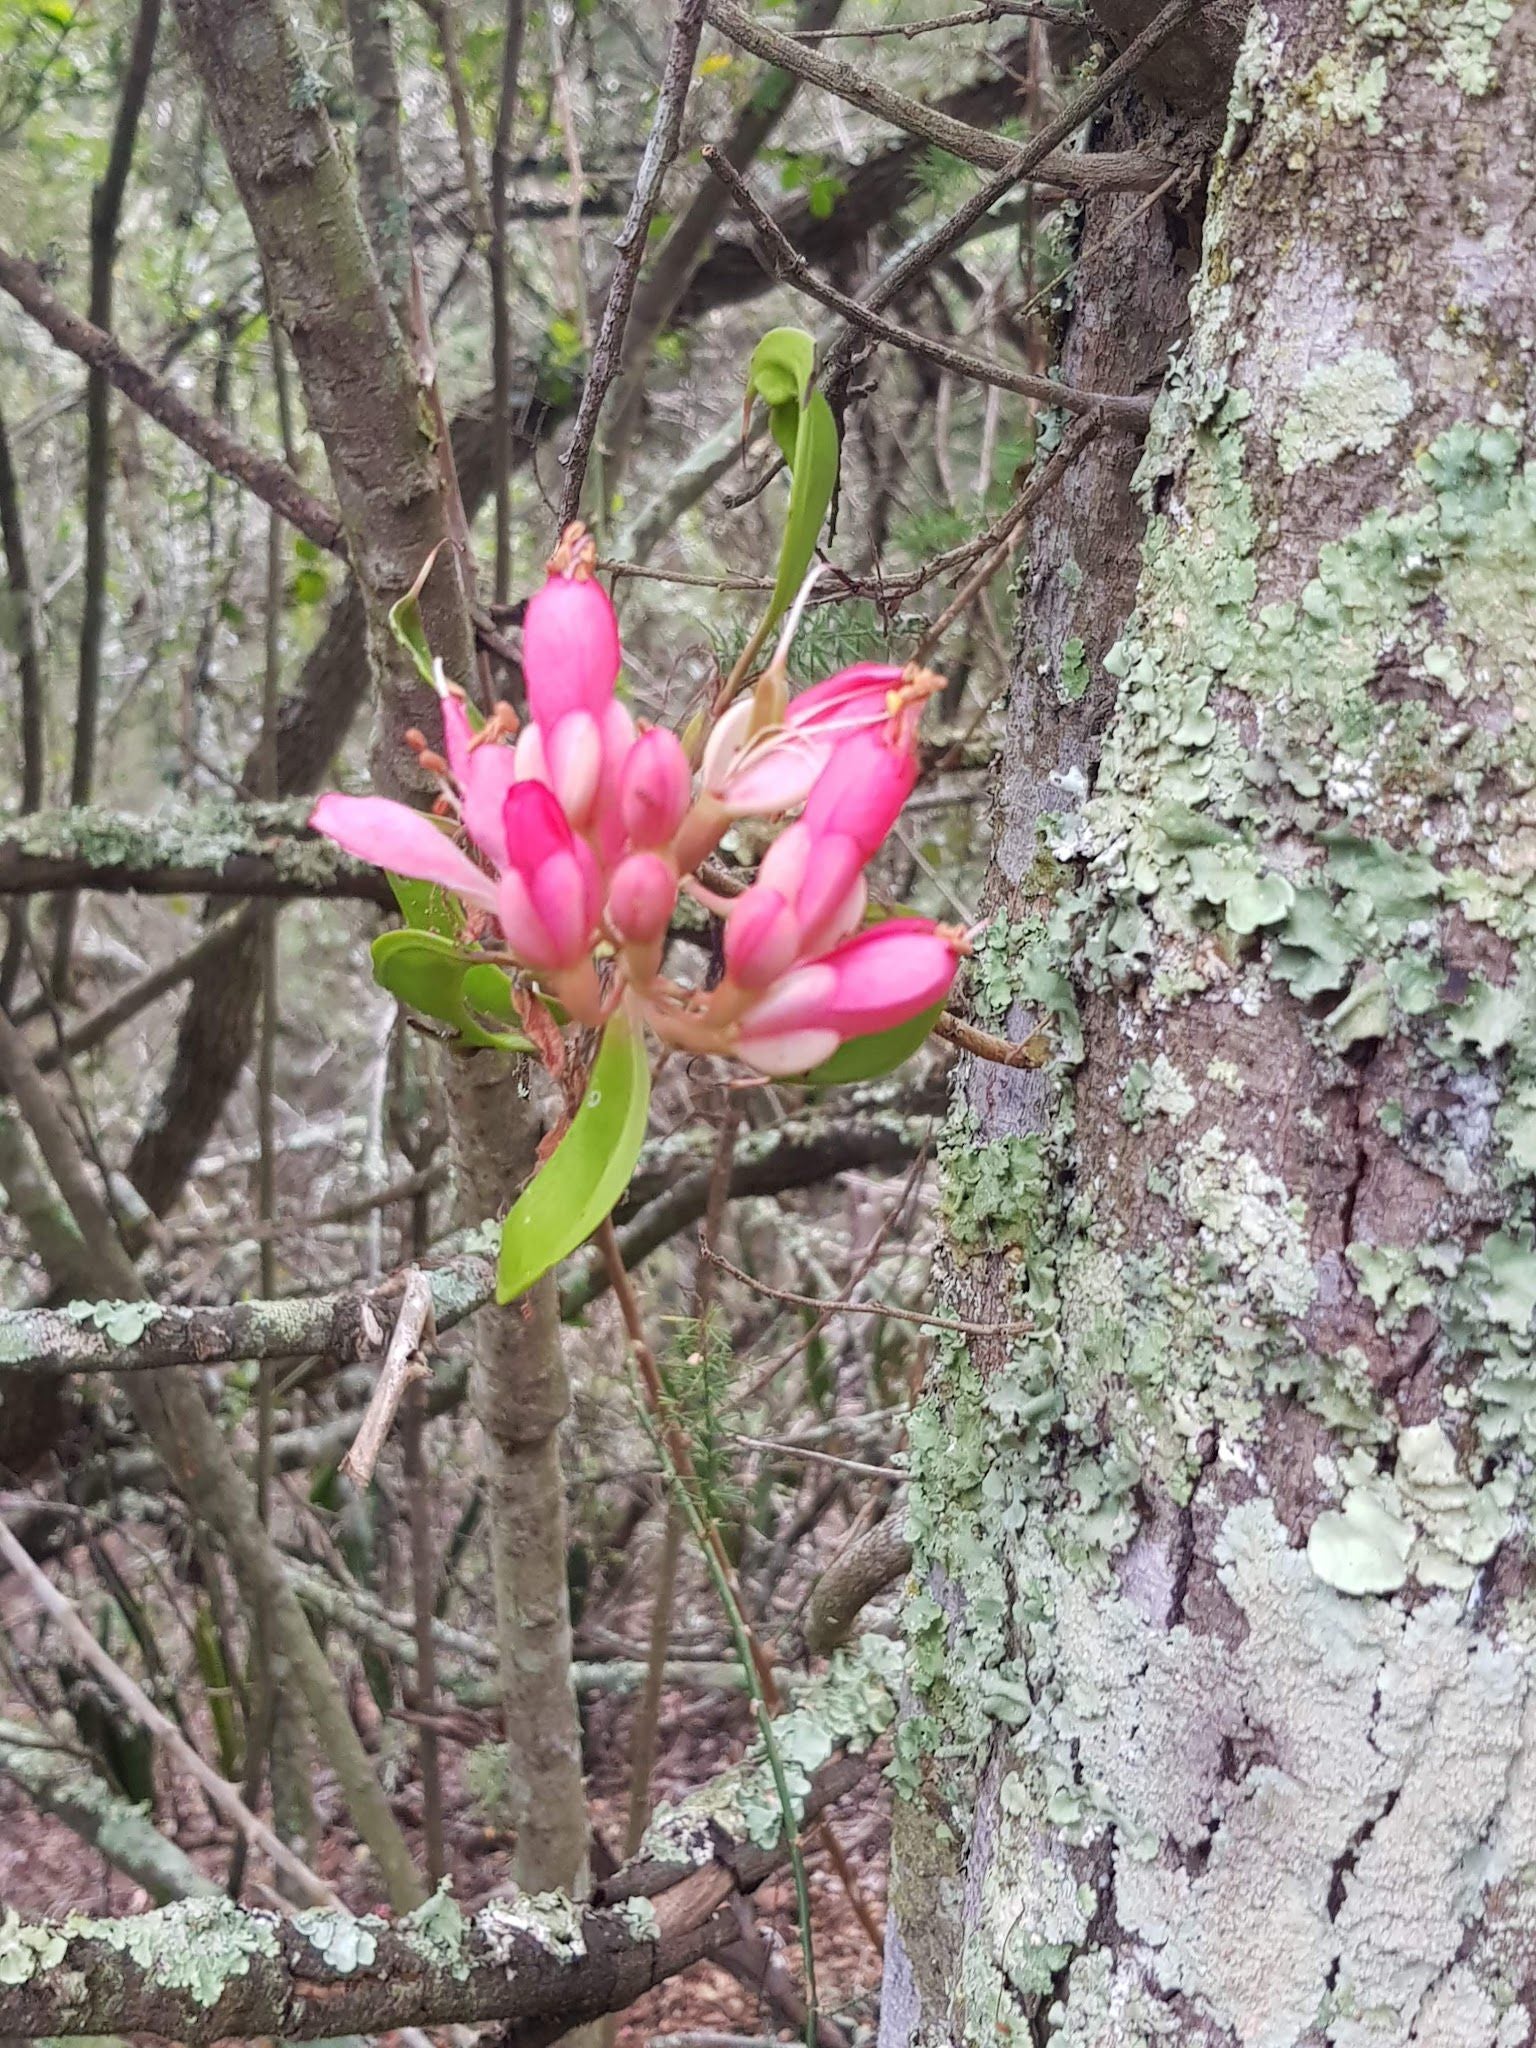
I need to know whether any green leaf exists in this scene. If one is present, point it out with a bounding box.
[496,1011,651,1302]
[746,326,814,409]
[796,997,946,1086]
[388,872,465,939]
[767,388,838,628]
[370,929,532,1053]
[388,588,434,687]
[744,327,840,629]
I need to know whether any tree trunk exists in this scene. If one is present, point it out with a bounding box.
[884,4,1536,2044]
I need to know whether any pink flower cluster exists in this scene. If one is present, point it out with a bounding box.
[312,526,964,1077]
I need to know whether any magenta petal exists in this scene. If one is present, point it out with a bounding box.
[497,868,557,970]
[822,922,961,1036]
[803,728,917,860]
[723,887,802,992]
[607,851,677,946]
[785,663,902,734]
[502,780,577,878]
[460,744,519,868]
[439,694,474,786]
[790,832,866,956]
[310,793,497,910]
[738,962,838,1039]
[621,727,693,849]
[529,848,596,968]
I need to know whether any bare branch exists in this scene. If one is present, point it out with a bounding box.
[700,0,1177,191]
[0,241,344,553]
[558,0,707,524]
[702,147,1153,432]
[338,1268,436,1487]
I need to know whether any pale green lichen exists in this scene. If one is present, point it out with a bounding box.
[61,1300,163,1346]
[63,1899,280,2010]
[399,1884,472,1981]
[0,1911,66,1985]
[478,1892,585,1966]
[291,1908,381,1973]
[614,1896,659,1942]
[1276,349,1413,475]
[643,1636,898,1862]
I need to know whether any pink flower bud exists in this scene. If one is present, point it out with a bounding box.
[546,710,604,829]
[607,851,677,947]
[310,793,497,913]
[523,526,621,729]
[621,727,693,850]
[735,919,962,1076]
[723,887,802,992]
[496,782,602,971]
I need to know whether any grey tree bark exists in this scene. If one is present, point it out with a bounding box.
[884,3,1536,2044]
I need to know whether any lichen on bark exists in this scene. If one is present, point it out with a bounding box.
[884,0,1536,2042]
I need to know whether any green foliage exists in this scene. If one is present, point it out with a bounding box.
[370,928,534,1054]
[744,326,839,630]
[496,1011,651,1302]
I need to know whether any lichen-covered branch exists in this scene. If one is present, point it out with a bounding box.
[0,802,389,902]
[0,1718,220,1905]
[0,1090,937,1377]
[0,1642,896,2043]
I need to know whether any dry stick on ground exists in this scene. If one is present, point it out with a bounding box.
[699,0,1172,190]
[703,147,1153,433]
[596,1219,886,1959]
[558,0,707,526]
[702,1243,1033,1338]
[0,1519,338,1907]
[339,1268,437,1488]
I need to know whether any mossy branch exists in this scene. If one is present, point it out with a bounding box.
[0,1649,892,2042]
[0,802,390,902]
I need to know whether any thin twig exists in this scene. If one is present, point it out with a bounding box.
[0,1518,339,1907]
[792,0,1081,35]
[702,148,1151,431]
[702,1243,1032,1337]
[818,0,1204,411]
[700,0,1173,190]
[339,1268,437,1488]
[0,242,342,551]
[933,1012,1050,1068]
[559,0,707,526]
[728,1432,903,1483]
[908,412,1098,664]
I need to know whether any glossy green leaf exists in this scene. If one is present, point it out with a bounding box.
[744,327,840,630]
[797,997,946,1086]
[387,584,435,688]
[747,326,814,409]
[371,928,532,1053]
[767,387,838,627]
[388,872,465,939]
[496,1011,652,1302]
